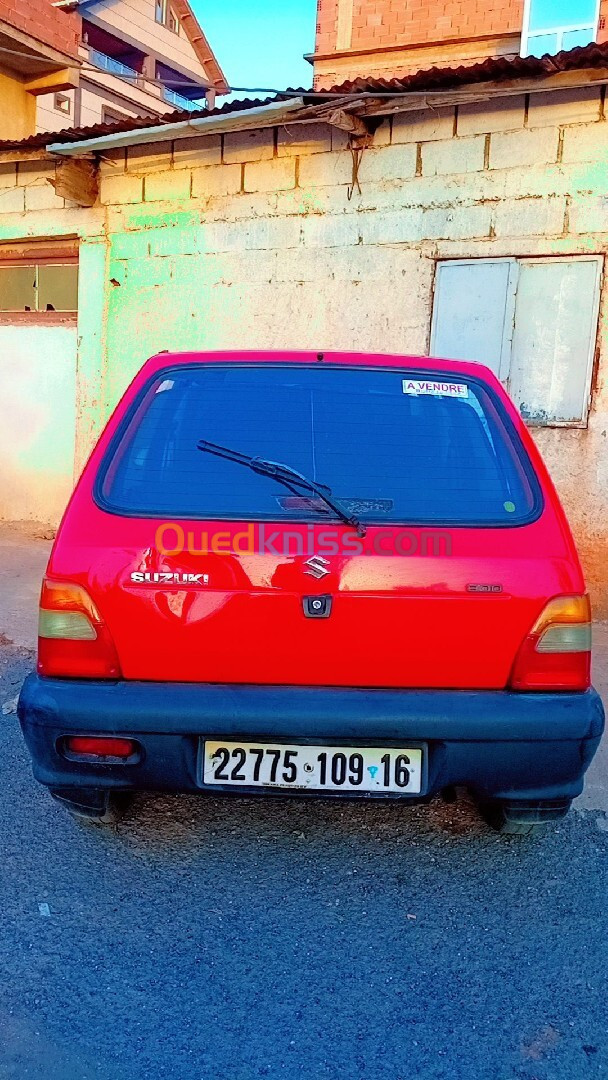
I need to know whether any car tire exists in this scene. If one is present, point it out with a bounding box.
[50,787,131,825]
[480,798,572,836]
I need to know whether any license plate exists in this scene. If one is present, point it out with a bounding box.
[202,741,424,795]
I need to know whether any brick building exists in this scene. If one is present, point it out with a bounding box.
[311,0,608,86]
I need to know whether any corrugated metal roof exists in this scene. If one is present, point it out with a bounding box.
[0,95,288,151]
[2,40,608,153]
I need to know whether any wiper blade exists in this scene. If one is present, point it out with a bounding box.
[197,439,366,537]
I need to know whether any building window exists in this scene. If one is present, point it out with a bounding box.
[54,93,71,115]
[102,106,128,124]
[521,0,600,56]
[430,257,602,426]
[155,0,179,32]
[0,263,78,314]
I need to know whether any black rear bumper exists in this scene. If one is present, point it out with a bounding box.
[17,675,605,804]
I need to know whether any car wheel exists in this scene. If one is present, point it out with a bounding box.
[480,798,572,836]
[50,787,131,824]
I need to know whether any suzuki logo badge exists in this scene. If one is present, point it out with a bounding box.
[304,555,331,580]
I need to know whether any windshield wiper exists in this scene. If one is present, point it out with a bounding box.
[197,439,366,537]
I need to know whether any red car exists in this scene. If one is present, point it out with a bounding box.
[18,351,604,834]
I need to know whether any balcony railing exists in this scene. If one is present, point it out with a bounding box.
[88,48,143,84]
[162,88,201,112]
[85,47,205,111]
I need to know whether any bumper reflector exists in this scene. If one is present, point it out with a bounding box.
[64,736,137,759]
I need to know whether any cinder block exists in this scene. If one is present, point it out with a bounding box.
[204,216,302,253]
[490,127,560,171]
[223,128,274,164]
[173,134,222,169]
[98,147,126,175]
[422,136,486,176]
[331,126,350,152]
[528,87,603,128]
[422,204,492,241]
[242,216,301,250]
[127,141,173,172]
[25,183,64,211]
[392,107,454,144]
[0,186,25,213]
[298,151,354,188]
[502,163,570,200]
[358,143,417,183]
[300,214,361,248]
[144,169,191,201]
[274,248,331,282]
[17,161,56,185]
[0,163,16,188]
[359,208,423,244]
[101,173,144,205]
[277,122,332,156]
[191,163,242,198]
[214,250,278,283]
[372,119,391,147]
[146,227,206,257]
[457,96,526,136]
[244,158,296,193]
[561,123,608,164]
[492,196,566,237]
[567,196,608,234]
[110,231,151,259]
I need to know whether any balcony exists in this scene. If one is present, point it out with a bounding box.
[88,48,143,85]
[162,88,202,112]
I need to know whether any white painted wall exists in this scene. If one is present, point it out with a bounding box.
[0,325,77,523]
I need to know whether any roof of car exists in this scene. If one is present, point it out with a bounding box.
[143,350,495,379]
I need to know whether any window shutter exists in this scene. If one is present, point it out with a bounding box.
[508,257,601,424]
[430,259,517,379]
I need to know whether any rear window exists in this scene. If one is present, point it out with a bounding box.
[97,364,541,526]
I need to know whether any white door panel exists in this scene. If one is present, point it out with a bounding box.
[0,325,77,522]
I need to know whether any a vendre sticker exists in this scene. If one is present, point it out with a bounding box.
[402,379,469,399]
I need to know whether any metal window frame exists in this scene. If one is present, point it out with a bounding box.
[520,0,601,55]
[0,244,79,324]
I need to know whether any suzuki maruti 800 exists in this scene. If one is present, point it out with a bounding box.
[18,352,605,834]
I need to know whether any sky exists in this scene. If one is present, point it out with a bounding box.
[195,0,318,96]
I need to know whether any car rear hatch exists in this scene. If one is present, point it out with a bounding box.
[45,358,584,690]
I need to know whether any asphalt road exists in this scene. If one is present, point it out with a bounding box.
[1,645,608,1080]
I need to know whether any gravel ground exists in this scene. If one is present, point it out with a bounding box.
[1,646,608,1080]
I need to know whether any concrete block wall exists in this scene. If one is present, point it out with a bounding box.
[0,160,72,214]
[1,87,608,608]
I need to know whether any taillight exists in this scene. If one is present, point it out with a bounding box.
[38,580,121,679]
[509,595,592,691]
